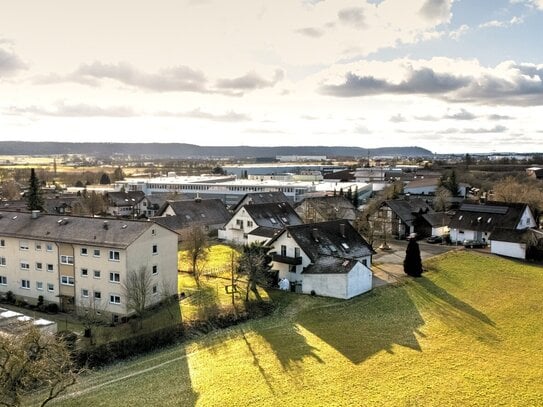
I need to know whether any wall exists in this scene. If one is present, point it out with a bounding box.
[302,273,348,299]
[490,241,526,260]
[346,263,372,299]
[269,232,311,284]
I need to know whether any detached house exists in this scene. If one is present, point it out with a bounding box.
[373,198,433,239]
[105,191,146,218]
[0,212,178,323]
[295,196,357,224]
[267,220,373,299]
[229,191,290,212]
[219,202,303,244]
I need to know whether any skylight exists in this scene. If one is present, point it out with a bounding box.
[341,242,350,251]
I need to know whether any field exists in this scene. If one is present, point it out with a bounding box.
[38,252,543,406]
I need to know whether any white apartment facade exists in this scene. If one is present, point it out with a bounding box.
[0,212,178,322]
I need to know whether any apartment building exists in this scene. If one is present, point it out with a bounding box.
[0,211,179,321]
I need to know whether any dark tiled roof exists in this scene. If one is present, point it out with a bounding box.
[422,212,452,227]
[489,227,541,244]
[107,191,145,207]
[154,199,231,227]
[0,212,156,248]
[42,197,82,214]
[244,202,303,229]
[248,226,282,238]
[230,191,289,212]
[269,220,373,262]
[385,198,433,226]
[296,196,357,221]
[449,201,528,233]
[302,256,358,275]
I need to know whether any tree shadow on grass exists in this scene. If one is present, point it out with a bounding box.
[408,276,499,344]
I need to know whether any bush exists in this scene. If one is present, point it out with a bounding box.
[45,303,59,313]
[5,291,15,304]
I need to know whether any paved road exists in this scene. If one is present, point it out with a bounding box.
[371,240,460,287]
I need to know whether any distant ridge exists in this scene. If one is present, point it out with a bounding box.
[0,142,433,158]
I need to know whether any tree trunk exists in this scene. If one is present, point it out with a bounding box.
[250,281,262,302]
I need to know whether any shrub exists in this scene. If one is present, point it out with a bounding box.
[6,291,15,304]
[46,303,59,313]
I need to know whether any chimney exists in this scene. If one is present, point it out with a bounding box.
[194,193,202,203]
[312,228,320,242]
[339,223,346,238]
[31,210,40,219]
[103,220,109,230]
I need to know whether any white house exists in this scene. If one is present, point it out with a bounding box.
[267,220,373,299]
[489,228,543,260]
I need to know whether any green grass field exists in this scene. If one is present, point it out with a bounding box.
[39,252,543,406]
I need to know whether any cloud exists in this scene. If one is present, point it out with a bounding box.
[390,114,407,123]
[445,109,477,120]
[449,24,469,40]
[0,46,27,76]
[319,59,543,106]
[487,114,513,120]
[354,125,372,134]
[36,61,282,96]
[414,115,439,121]
[337,7,365,29]
[461,125,508,134]
[215,69,284,91]
[419,0,452,21]
[156,108,251,122]
[479,16,523,29]
[7,102,136,117]
[295,27,325,38]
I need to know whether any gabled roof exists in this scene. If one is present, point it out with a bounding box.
[449,201,530,232]
[269,220,373,263]
[106,191,145,207]
[422,212,452,227]
[384,198,433,226]
[302,256,358,275]
[490,227,542,244]
[42,197,82,214]
[155,199,231,226]
[404,177,440,189]
[0,212,160,249]
[296,196,357,221]
[230,191,289,212]
[243,202,303,229]
[248,226,282,238]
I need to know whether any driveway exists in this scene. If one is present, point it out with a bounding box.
[371,239,460,287]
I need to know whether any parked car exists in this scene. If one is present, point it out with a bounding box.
[462,239,487,248]
[426,235,443,244]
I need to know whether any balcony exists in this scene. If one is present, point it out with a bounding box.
[271,253,302,265]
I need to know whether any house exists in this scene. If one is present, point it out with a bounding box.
[153,198,231,238]
[404,177,470,197]
[489,228,543,260]
[105,191,146,218]
[42,196,82,215]
[421,212,452,237]
[218,202,303,244]
[295,196,357,224]
[267,220,373,299]
[229,191,290,213]
[449,201,537,244]
[141,193,171,218]
[0,211,179,323]
[373,198,433,239]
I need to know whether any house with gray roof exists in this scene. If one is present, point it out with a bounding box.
[105,191,146,218]
[266,220,373,299]
[372,198,433,240]
[295,195,357,224]
[230,191,290,212]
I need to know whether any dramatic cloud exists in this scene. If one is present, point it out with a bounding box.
[0,46,27,76]
[337,7,365,29]
[419,0,452,21]
[215,69,284,91]
[36,62,282,96]
[319,59,543,105]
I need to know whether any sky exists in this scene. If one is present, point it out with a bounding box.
[0,0,542,154]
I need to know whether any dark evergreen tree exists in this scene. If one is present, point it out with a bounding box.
[112,166,125,181]
[346,187,352,202]
[99,173,111,185]
[352,186,359,208]
[339,188,344,197]
[403,237,423,277]
[26,168,44,211]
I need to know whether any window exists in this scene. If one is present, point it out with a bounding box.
[109,250,120,261]
[36,262,43,271]
[60,276,75,286]
[35,242,42,251]
[46,244,53,252]
[151,229,156,235]
[47,264,54,272]
[0,257,5,267]
[80,248,88,256]
[247,220,253,227]
[60,255,74,265]
[36,281,43,290]
[0,276,6,285]
[21,279,30,289]
[109,272,120,283]
[152,285,158,294]
[152,265,158,275]
[362,259,368,267]
[93,249,100,257]
[47,283,54,292]
[294,247,300,258]
[20,261,30,270]
[152,244,158,254]
[281,245,287,256]
[19,240,29,250]
[0,239,4,247]
[93,270,101,279]
[109,295,121,304]
[94,291,101,300]
[81,289,89,298]
[81,268,88,277]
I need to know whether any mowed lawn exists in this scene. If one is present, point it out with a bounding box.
[46,252,543,406]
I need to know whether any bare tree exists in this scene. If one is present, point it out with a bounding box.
[0,325,78,407]
[433,186,452,212]
[83,191,106,216]
[77,296,107,345]
[492,176,543,214]
[122,266,152,329]
[237,243,272,302]
[181,226,209,287]
[0,180,21,200]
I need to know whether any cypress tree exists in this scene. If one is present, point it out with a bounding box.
[26,168,44,211]
[403,237,423,277]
